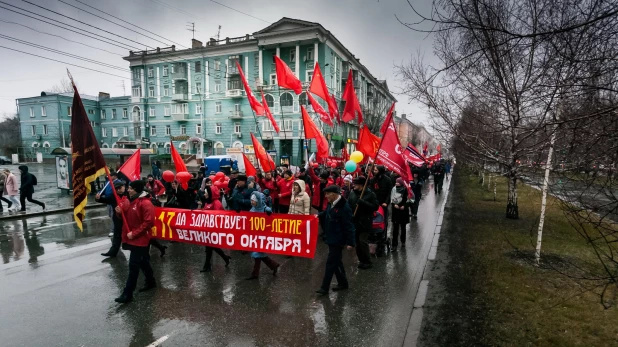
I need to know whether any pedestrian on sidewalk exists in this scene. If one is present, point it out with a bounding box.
[114,180,157,304]
[390,178,410,251]
[0,169,13,211]
[347,176,379,269]
[316,185,355,295]
[409,172,423,220]
[18,165,45,212]
[246,191,280,280]
[2,169,21,211]
[96,180,126,257]
[198,185,231,272]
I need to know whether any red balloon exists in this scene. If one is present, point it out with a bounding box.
[215,172,225,179]
[330,163,337,168]
[312,163,319,168]
[176,171,192,186]
[209,175,215,181]
[162,170,175,183]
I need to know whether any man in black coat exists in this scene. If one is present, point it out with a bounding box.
[18,165,45,212]
[347,176,379,269]
[96,180,126,257]
[229,175,255,212]
[316,185,355,295]
[369,165,393,230]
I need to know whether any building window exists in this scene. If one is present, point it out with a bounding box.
[307,48,314,61]
[149,107,155,117]
[41,106,46,117]
[148,86,155,97]
[215,102,221,113]
[196,104,202,114]
[214,59,221,71]
[123,127,128,136]
[162,65,168,76]
[299,92,308,106]
[90,121,95,128]
[102,128,107,137]
[215,123,222,134]
[165,125,171,135]
[164,106,170,116]
[101,110,106,119]
[262,120,274,132]
[112,109,117,119]
[43,125,48,135]
[112,128,117,137]
[88,109,95,115]
[171,64,175,73]
[133,69,141,80]
[132,87,141,97]
[234,123,241,133]
[195,82,202,94]
[134,127,141,137]
[306,70,314,83]
[270,74,277,85]
[163,85,170,96]
[196,124,201,134]
[234,104,240,112]
[180,125,186,135]
[290,49,296,63]
[215,80,221,92]
[150,125,156,136]
[68,106,72,116]
[280,92,294,107]
[31,125,36,136]
[283,119,293,131]
[228,78,241,90]
[122,108,128,119]
[173,103,188,114]
[195,61,201,73]
[148,67,153,78]
[29,107,34,117]
[264,94,274,107]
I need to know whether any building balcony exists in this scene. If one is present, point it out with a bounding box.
[171,113,189,121]
[230,110,244,119]
[226,89,244,98]
[172,69,187,80]
[172,93,188,101]
[257,84,277,92]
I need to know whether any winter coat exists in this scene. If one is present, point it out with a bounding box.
[390,186,409,225]
[370,173,393,205]
[308,167,334,211]
[201,186,224,211]
[117,191,154,248]
[347,188,379,234]
[145,179,166,197]
[276,177,295,206]
[296,173,313,195]
[4,172,18,196]
[0,171,5,191]
[258,177,279,197]
[319,196,356,247]
[18,165,35,194]
[230,185,255,211]
[249,191,272,258]
[288,180,311,215]
[166,186,190,209]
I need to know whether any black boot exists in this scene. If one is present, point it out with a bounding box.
[138,281,157,292]
[114,294,133,303]
[200,263,212,272]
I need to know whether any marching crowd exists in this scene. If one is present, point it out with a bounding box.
[91,158,452,304]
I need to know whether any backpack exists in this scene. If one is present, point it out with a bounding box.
[31,174,38,185]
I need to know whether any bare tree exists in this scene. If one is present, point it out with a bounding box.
[46,77,75,94]
[0,113,20,155]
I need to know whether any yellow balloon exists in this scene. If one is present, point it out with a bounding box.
[350,151,364,163]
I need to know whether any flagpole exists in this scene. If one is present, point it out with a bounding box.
[353,124,388,217]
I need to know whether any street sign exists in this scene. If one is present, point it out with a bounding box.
[141,137,150,144]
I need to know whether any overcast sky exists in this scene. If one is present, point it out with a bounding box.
[0,0,435,125]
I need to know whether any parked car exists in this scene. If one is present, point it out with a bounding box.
[0,155,11,164]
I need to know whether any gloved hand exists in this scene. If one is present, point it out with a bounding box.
[235,208,241,213]
[266,210,272,216]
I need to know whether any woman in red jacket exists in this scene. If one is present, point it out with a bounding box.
[276,170,295,214]
[199,185,231,272]
[145,174,165,198]
[308,166,334,212]
[114,180,157,304]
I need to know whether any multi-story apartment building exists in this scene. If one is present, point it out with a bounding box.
[16,18,396,166]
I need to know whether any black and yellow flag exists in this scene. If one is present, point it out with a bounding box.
[69,75,107,231]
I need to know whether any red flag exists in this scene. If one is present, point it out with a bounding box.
[236,60,265,116]
[242,152,257,177]
[328,94,340,125]
[357,125,381,158]
[342,69,363,124]
[170,142,188,173]
[250,133,275,172]
[118,150,141,181]
[427,153,441,162]
[309,62,329,101]
[437,143,442,153]
[403,144,426,168]
[376,117,409,182]
[70,81,108,231]
[274,56,302,95]
[342,146,349,162]
[380,103,396,135]
[261,90,280,133]
[308,92,333,127]
[423,142,428,156]
[301,106,329,160]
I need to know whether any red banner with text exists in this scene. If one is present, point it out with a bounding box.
[152,208,320,258]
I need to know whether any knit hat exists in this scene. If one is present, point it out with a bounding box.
[237,174,248,182]
[129,180,145,193]
[113,180,125,189]
[343,175,353,183]
[396,178,405,186]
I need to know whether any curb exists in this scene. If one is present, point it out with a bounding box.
[402,172,453,347]
[0,204,107,221]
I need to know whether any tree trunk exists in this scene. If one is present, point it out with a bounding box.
[506,170,518,219]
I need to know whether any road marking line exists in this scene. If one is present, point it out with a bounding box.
[146,335,168,347]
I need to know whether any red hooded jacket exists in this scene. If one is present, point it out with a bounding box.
[276,176,295,206]
[117,192,155,247]
[308,167,334,211]
[258,176,279,197]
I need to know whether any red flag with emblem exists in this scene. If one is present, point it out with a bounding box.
[308,92,333,127]
[118,150,141,181]
[380,103,396,135]
[357,125,381,158]
[274,56,302,95]
[375,117,409,182]
[261,90,280,133]
[236,60,264,116]
[309,62,329,101]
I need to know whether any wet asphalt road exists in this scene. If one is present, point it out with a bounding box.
[0,178,450,347]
